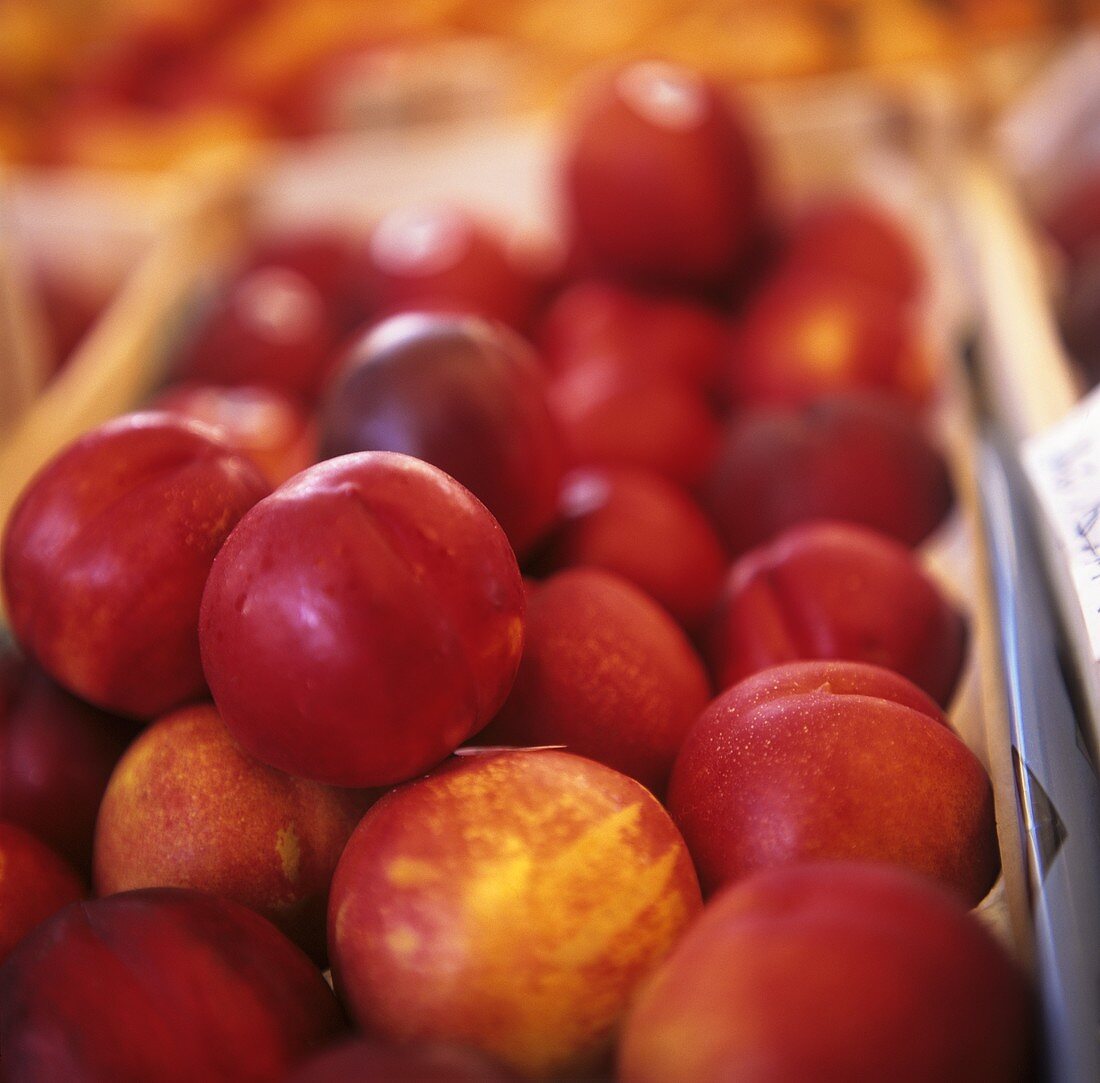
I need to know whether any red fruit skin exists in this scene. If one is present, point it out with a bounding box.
[779,198,924,302]
[475,569,711,796]
[0,822,84,966]
[564,60,762,289]
[1,412,271,719]
[725,268,921,408]
[700,393,954,555]
[200,452,525,787]
[329,749,702,1079]
[711,657,948,724]
[175,266,341,403]
[667,660,999,904]
[354,205,541,333]
[319,313,566,557]
[94,703,376,963]
[537,466,728,631]
[706,520,967,707]
[0,649,132,876]
[241,229,368,335]
[538,279,727,396]
[619,863,1034,1083]
[285,1037,522,1083]
[152,381,318,487]
[549,363,722,487]
[0,887,346,1083]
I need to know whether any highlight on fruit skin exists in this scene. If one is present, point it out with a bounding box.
[562,58,764,290]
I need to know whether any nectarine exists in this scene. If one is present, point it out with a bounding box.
[2,412,270,718]
[563,60,763,288]
[667,660,998,904]
[319,313,565,556]
[94,703,375,961]
[705,520,967,707]
[200,452,524,787]
[0,887,345,1081]
[329,749,701,1078]
[619,863,1032,1082]
[475,569,711,795]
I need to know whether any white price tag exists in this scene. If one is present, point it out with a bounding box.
[1022,385,1100,662]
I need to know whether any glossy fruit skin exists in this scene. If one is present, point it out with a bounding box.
[475,569,711,795]
[667,661,999,905]
[319,313,566,556]
[725,268,920,408]
[563,60,762,289]
[0,822,84,966]
[329,749,702,1079]
[354,205,541,333]
[241,229,368,335]
[2,412,271,719]
[537,466,728,630]
[705,520,967,708]
[94,703,375,962]
[0,887,346,1083]
[619,863,1034,1083]
[0,648,132,875]
[175,265,340,403]
[200,452,525,787]
[700,392,954,555]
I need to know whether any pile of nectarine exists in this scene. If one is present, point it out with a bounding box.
[0,56,1033,1081]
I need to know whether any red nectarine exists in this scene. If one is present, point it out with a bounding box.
[2,412,270,719]
[619,862,1033,1083]
[0,821,83,966]
[667,660,998,904]
[475,569,711,795]
[319,313,565,556]
[0,887,345,1081]
[200,452,524,787]
[563,59,763,288]
[705,519,967,707]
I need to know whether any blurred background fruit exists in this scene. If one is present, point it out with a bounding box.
[0,0,1094,171]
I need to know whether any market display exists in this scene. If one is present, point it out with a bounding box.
[0,50,1038,1082]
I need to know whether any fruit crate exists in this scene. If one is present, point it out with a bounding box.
[947,38,1100,1082]
[0,61,1052,1077]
